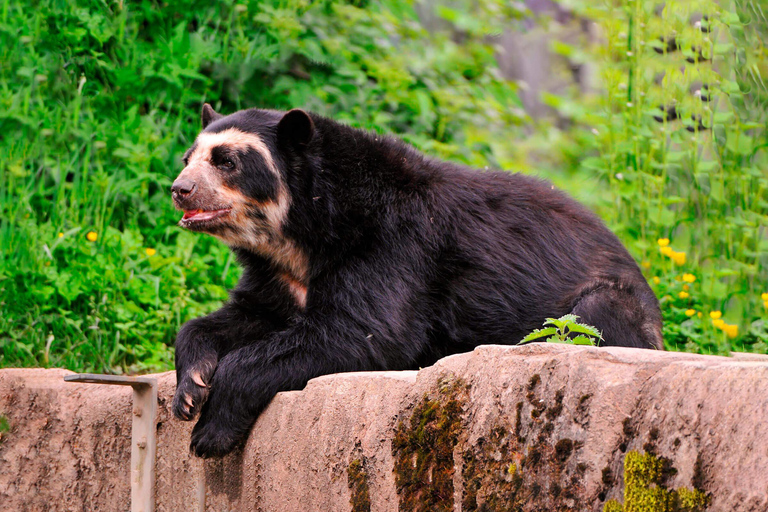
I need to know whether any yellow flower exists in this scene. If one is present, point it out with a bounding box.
[145,248,157,257]
[697,312,702,318]
[641,260,651,269]
[762,293,768,301]
[683,284,689,291]
[764,301,768,309]
[678,291,689,299]
[652,276,661,284]
[58,232,64,238]
[710,311,722,320]
[725,324,738,339]
[685,309,696,317]
[712,318,725,329]
[86,231,98,242]
[657,238,670,247]
[682,273,696,283]
[670,251,686,265]
[660,246,674,257]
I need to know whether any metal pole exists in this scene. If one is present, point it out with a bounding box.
[65,374,158,512]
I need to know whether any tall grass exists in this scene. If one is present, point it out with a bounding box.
[489,0,768,354]
[565,0,768,353]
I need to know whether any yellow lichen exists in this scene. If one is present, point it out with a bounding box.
[603,451,710,512]
[624,452,673,512]
[677,487,710,510]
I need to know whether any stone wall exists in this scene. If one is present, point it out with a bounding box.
[1,344,767,511]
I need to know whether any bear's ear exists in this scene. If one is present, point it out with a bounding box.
[201,103,223,129]
[277,109,315,148]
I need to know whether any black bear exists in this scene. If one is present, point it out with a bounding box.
[171,104,662,457]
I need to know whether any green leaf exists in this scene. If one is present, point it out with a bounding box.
[519,327,558,344]
[713,112,735,124]
[544,314,579,330]
[567,323,603,339]
[571,336,597,346]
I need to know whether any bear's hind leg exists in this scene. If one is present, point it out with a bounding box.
[570,280,663,350]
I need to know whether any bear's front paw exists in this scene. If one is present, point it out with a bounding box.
[172,362,215,421]
[189,416,242,458]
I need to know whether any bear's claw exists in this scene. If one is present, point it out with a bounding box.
[172,365,214,421]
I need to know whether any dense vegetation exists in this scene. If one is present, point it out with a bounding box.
[0,0,765,373]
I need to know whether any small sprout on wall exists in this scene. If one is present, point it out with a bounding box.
[519,314,603,346]
[0,414,9,443]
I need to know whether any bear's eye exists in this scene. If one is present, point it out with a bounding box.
[218,158,235,171]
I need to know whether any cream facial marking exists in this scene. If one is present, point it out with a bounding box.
[189,128,279,176]
[174,127,310,309]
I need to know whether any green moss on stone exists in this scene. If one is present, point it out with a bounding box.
[461,386,589,511]
[462,425,523,512]
[393,376,615,511]
[347,458,371,512]
[554,438,574,464]
[603,451,710,512]
[545,389,565,420]
[392,381,466,512]
[676,488,710,511]
[514,401,524,442]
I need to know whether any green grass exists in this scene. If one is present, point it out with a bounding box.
[0,0,766,373]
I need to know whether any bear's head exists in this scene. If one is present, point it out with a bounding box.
[172,104,314,295]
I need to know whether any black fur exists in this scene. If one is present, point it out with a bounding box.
[171,105,663,457]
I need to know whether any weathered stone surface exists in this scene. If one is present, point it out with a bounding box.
[1,345,767,511]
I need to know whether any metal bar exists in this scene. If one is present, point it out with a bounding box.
[196,462,207,512]
[65,373,158,512]
[64,373,156,386]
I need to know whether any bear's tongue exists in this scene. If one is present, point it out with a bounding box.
[183,209,223,221]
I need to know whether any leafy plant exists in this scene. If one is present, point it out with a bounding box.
[519,315,603,346]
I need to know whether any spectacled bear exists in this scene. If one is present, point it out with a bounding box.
[171,104,662,457]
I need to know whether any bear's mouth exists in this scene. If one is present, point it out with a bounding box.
[180,208,232,227]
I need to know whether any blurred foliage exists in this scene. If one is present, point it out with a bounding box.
[533,0,767,354]
[0,0,766,373]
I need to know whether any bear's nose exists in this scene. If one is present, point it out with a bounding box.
[171,179,196,199]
